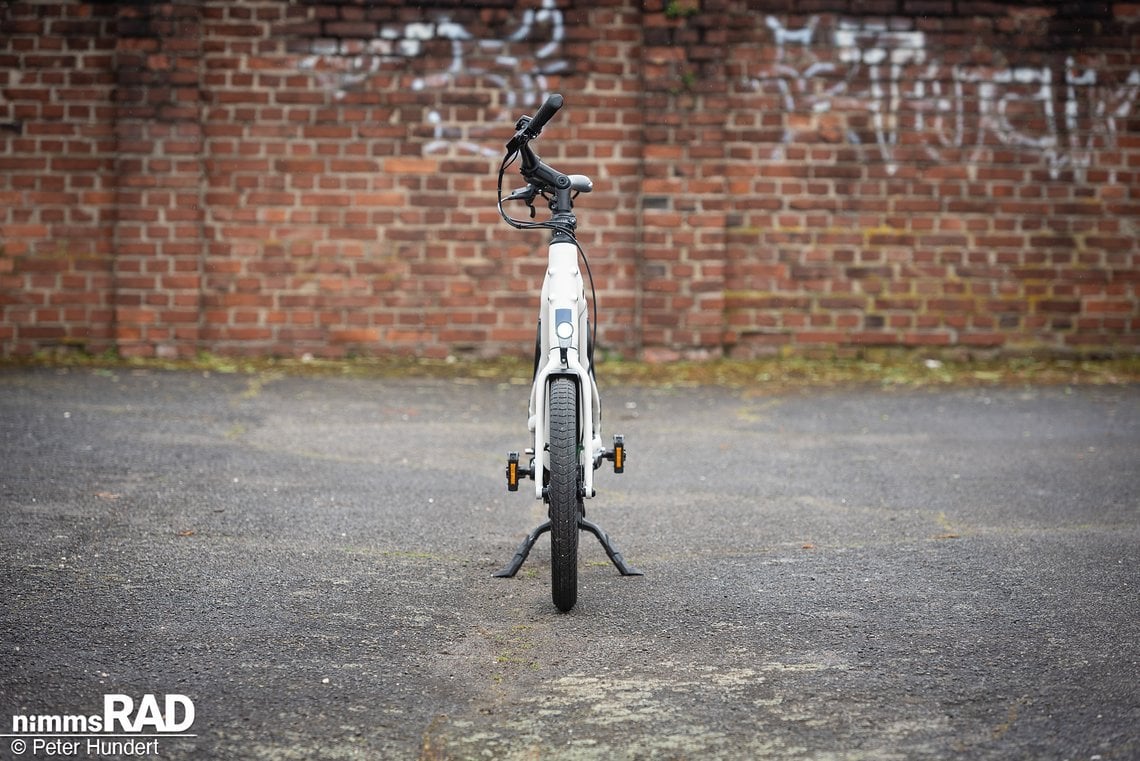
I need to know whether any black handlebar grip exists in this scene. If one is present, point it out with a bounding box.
[527,93,564,135]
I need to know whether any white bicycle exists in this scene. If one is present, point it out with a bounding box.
[491,93,641,612]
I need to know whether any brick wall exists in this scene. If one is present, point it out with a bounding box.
[0,1,117,354]
[2,0,1138,360]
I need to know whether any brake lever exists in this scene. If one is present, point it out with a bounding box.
[505,184,537,202]
[504,184,539,218]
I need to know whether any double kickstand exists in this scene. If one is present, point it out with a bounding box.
[493,517,643,578]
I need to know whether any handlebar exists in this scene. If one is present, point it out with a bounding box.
[528,93,563,135]
[506,93,563,153]
[500,92,588,229]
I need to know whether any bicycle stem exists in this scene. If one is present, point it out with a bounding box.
[517,143,577,242]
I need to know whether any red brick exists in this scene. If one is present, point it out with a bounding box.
[330,328,379,344]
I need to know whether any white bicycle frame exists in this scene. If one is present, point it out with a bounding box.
[528,239,603,501]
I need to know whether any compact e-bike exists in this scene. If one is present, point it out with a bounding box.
[491,93,642,612]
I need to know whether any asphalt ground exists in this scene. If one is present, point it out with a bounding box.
[0,366,1137,760]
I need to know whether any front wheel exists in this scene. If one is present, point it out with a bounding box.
[547,376,581,612]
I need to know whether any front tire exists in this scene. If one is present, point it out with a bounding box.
[547,376,580,612]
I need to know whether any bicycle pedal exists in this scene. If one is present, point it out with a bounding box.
[506,451,520,491]
[602,434,626,474]
[506,451,535,491]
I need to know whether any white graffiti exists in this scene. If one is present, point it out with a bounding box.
[752,16,1140,180]
[299,0,566,157]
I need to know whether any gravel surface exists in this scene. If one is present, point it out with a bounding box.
[1,367,1137,760]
